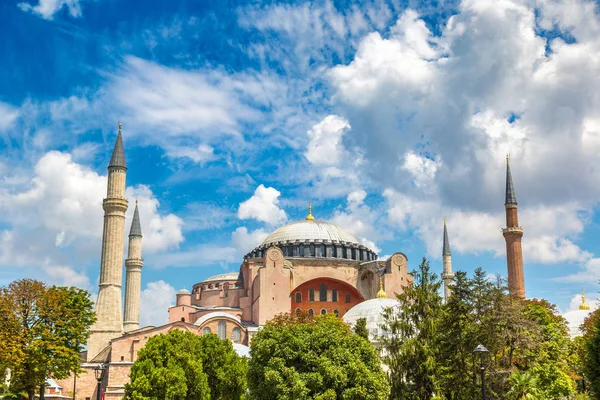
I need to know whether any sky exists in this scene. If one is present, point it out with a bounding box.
[2,0,600,327]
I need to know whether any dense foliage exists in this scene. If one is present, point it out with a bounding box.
[0,279,95,400]
[583,309,600,399]
[247,312,389,400]
[381,258,580,400]
[125,330,247,400]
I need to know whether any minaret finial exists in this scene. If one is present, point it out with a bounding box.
[118,121,122,133]
[306,201,315,221]
[376,277,387,298]
[506,153,510,165]
[580,289,590,310]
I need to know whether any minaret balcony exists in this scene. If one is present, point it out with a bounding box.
[502,227,523,234]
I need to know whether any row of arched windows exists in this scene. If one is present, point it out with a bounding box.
[295,285,351,303]
[201,322,242,343]
[296,308,341,317]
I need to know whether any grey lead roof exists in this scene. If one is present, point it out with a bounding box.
[129,203,142,237]
[443,220,451,256]
[505,162,517,205]
[108,131,127,169]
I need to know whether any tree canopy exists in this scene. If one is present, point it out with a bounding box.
[0,279,95,400]
[247,312,389,400]
[125,329,247,400]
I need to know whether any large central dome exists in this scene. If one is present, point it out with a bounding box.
[261,219,361,247]
[245,209,377,261]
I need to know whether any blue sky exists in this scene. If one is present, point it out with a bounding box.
[2,0,600,325]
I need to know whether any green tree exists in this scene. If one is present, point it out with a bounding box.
[506,370,541,400]
[584,309,600,399]
[0,279,95,400]
[354,318,369,340]
[125,330,246,400]
[380,257,444,400]
[248,313,389,400]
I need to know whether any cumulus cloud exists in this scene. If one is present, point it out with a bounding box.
[566,292,599,313]
[305,115,350,167]
[139,280,176,327]
[231,226,269,256]
[238,184,287,225]
[17,0,84,20]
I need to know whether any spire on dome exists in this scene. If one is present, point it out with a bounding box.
[505,154,517,205]
[129,200,142,237]
[443,217,451,256]
[306,201,315,221]
[109,122,127,169]
[580,289,590,311]
[376,277,387,298]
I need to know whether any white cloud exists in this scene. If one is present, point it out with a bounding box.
[238,184,287,225]
[17,0,83,20]
[0,102,19,131]
[139,280,176,327]
[231,226,269,256]
[305,115,350,166]
[166,144,216,164]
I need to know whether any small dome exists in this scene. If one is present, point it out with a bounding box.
[202,272,239,283]
[261,219,361,247]
[176,288,190,295]
[232,343,251,358]
[563,309,592,338]
[343,298,400,340]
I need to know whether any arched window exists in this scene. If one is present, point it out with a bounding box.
[295,292,302,303]
[231,327,241,343]
[320,309,327,315]
[218,321,226,339]
[310,244,315,257]
[202,327,211,335]
[332,289,338,302]
[345,294,351,303]
[309,289,315,302]
[333,309,339,317]
[319,284,327,302]
[308,308,314,316]
[295,308,302,314]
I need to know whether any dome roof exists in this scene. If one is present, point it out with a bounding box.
[564,309,592,338]
[343,298,400,340]
[202,272,239,283]
[176,288,190,295]
[232,343,251,358]
[261,219,362,247]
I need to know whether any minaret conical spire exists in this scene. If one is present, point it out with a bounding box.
[129,200,142,237]
[443,217,451,256]
[109,122,127,169]
[505,154,517,205]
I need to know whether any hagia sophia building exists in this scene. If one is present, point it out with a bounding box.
[55,126,529,399]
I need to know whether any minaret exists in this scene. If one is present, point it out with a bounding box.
[87,123,129,361]
[502,155,525,299]
[123,200,143,332]
[441,217,454,301]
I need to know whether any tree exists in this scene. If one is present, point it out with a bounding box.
[354,318,369,340]
[0,279,95,400]
[584,310,600,399]
[380,257,444,400]
[125,329,246,400]
[506,371,541,400]
[247,313,389,400]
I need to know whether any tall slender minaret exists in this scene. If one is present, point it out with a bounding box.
[441,217,454,301]
[502,155,525,299]
[87,123,129,361]
[123,200,143,332]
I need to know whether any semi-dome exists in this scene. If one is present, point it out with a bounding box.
[343,298,400,340]
[245,207,377,261]
[202,272,239,283]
